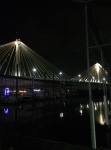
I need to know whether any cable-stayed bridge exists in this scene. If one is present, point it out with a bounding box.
[0,39,109,83]
[0,39,70,80]
[0,39,110,100]
[72,63,109,84]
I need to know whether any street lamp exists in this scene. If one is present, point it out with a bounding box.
[33,68,36,73]
[59,71,63,122]
[31,68,37,116]
[59,72,62,95]
[59,71,62,76]
[59,71,62,104]
[32,68,37,96]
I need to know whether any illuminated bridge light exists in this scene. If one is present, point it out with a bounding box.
[99,114,105,125]
[103,77,105,81]
[59,72,62,75]
[80,109,83,116]
[33,68,36,72]
[71,63,108,84]
[78,74,81,77]
[87,104,89,108]
[95,63,101,73]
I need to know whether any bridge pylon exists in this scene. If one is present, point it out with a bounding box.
[15,39,21,77]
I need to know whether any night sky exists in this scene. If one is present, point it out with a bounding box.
[1,0,111,77]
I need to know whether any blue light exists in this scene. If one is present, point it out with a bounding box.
[4,88,9,96]
[4,108,9,114]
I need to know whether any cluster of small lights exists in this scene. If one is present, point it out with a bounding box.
[72,63,108,84]
[19,90,26,93]
[79,101,111,125]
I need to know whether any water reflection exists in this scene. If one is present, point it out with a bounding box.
[79,100,111,125]
[3,108,9,114]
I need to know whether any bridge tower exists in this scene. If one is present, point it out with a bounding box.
[15,39,21,76]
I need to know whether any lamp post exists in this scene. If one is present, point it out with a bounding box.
[32,68,36,92]
[59,72,62,96]
[32,68,36,116]
[73,0,96,148]
[59,72,62,110]
[59,72,63,123]
[85,2,96,149]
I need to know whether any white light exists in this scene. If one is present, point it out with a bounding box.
[99,114,105,125]
[80,104,82,108]
[15,39,21,45]
[87,104,89,108]
[33,68,36,72]
[80,109,83,116]
[95,106,97,110]
[60,112,64,117]
[95,63,101,74]
[78,74,81,77]
[103,77,105,81]
[34,89,40,92]
[15,41,17,45]
[59,72,62,75]
[99,102,103,106]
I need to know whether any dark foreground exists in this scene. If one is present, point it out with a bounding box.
[0,98,111,150]
[0,134,94,150]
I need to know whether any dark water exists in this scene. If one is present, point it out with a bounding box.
[0,99,111,149]
[31,109,109,148]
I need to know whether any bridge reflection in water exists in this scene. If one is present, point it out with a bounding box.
[0,96,111,149]
[79,100,111,125]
